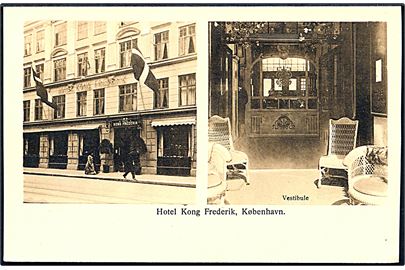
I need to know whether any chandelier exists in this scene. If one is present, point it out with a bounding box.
[275,67,292,88]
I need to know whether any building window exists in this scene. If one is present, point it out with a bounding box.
[35,63,44,81]
[179,24,196,56]
[77,21,88,40]
[55,22,67,47]
[94,21,106,35]
[154,31,169,60]
[155,78,169,109]
[54,58,66,81]
[23,100,30,122]
[94,48,105,73]
[34,99,43,121]
[78,53,89,77]
[119,39,137,68]
[36,30,44,52]
[53,95,65,119]
[179,73,196,106]
[24,34,32,56]
[24,67,31,88]
[119,83,137,112]
[93,88,105,115]
[77,91,87,117]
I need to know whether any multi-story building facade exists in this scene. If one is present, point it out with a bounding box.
[23,21,197,176]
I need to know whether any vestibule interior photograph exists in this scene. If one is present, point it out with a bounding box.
[207,21,389,205]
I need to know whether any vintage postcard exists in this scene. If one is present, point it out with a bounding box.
[2,4,403,264]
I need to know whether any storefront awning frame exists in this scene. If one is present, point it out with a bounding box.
[23,123,102,133]
[151,117,196,127]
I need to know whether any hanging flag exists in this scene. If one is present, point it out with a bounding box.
[130,47,160,96]
[31,67,57,110]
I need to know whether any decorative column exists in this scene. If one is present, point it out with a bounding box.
[243,45,253,136]
[190,124,197,177]
[67,131,79,170]
[143,119,157,175]
[100,122,114,173]
[38,133,49,168]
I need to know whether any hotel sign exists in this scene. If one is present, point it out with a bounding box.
[111,117,141,128]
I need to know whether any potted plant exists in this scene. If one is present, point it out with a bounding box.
[365,146,388,182]
[99,139,113,173]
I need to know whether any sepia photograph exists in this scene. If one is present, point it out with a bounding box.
[208,21,390,206]
[2,4,403,265]
[22,20,197,204]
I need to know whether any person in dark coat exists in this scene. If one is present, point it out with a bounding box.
[123,136,147,180]
[129,136,147,175]
[123,153,136,180]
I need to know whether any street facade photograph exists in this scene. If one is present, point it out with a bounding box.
[22,20,197,204]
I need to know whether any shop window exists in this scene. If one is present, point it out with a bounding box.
[154,31,169,60]
[94,21,106,35]
[23,134,40,168]
[77,21,88,40]
[54,58,66,81]
[77,91,87,116]
[53,95,65,119]
[54,22,67,47]
[49,134,67,156]
[155,78,169,109]
[23,100,30,122]
[94,48,105,73]
[158,126,191,157]
[179,73,196,106]
[24,34,32,56]
[78,52,89,77]
[119,83,137,112]
[23,67,31,88]
[78,130,100,170]
[36,30,44,52]
[119,39,137,68]
[34,99,43,120]
[93,88,105,115]
[179,24,196,56]
[48,132,68,169]
[157,125,193,176]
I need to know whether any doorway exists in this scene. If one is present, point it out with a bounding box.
[113,127,140,172]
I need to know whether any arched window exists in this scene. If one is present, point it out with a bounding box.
[251,57,317,110]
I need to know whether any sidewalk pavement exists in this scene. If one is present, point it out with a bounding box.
[23,167,196,188]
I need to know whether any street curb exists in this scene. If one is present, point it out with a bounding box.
[23,171,196,188]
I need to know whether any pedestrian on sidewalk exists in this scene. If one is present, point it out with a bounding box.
[85,154,97,175]
[123,152,136,181]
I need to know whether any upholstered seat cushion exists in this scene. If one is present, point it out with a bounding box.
[319,155,347,170]
[229,150,248,164]
[353,176,387,197]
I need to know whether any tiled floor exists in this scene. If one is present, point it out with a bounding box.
[225,169,350,205]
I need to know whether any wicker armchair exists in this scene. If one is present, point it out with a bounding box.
[343,145,388,205]
[207,143,231,204]
[318,117,358,188]
[208,115,249,185]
